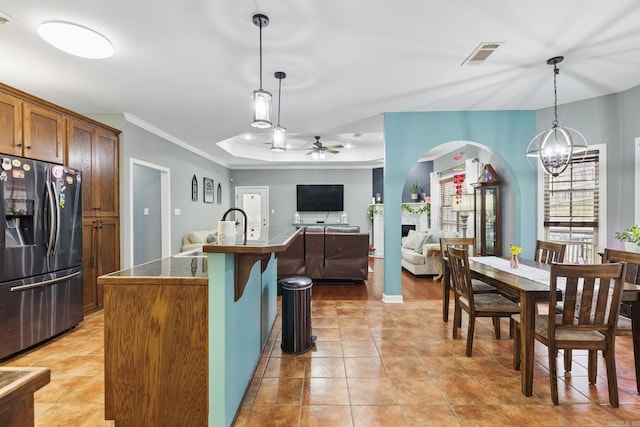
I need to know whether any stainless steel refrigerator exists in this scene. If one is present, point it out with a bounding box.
[0,155,83,359]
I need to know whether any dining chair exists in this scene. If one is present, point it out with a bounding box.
[512,262,627,406]
[440,237,497,293]
[562,248,638,371]
[602,248,639,333]
[448,246,520,356]
[534,240,567,264]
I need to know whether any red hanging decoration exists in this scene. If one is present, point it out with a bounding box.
[453,173,466,196]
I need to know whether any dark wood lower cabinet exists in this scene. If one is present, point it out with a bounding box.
[82,217,120,313]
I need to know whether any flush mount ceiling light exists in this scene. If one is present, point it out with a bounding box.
[38,21,113,59]
[271,71,286,152]
[526,56,587,177]
[251,13,272,129]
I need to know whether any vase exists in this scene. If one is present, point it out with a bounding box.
[510,254,519,269]
[624,242,640,253]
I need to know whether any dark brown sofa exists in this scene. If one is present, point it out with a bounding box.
[277,226,369,282]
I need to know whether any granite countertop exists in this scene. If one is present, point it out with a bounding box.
[98,256,209,285]
[202,226,302,254]
[0,367,50,401]
[98,227,300,286]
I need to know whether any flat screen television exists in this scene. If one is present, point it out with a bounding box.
[296,184,344,212]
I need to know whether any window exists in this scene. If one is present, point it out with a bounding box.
[543,150,600,263]
[440,176,472,233]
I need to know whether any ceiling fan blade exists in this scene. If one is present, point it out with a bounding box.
[326,144,344,149]
[325,148,340,154]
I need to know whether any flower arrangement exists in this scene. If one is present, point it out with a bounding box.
[509,244,523,256]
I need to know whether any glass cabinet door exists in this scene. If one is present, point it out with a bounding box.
[474,184,501,256]
[484,188,496,255]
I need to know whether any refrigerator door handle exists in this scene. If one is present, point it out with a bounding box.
[52,181,61,255]
[45,181,56,256]
[9,271,82,292]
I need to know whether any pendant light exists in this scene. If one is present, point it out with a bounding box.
[251,13,272,128]
[271,71,286,151]
[526,56,587,177]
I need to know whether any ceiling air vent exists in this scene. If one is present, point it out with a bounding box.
[461,42,503,66]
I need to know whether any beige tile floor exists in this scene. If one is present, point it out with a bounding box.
[2,280,640,426]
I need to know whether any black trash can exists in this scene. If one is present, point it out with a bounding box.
[279,276,315,354]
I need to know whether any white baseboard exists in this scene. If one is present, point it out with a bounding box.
[382,293,403,304]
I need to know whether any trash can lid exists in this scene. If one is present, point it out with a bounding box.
[278,276,313,290]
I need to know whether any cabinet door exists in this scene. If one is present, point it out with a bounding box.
[67,118,96,216]
[0,91,23,156]
[22,102,65,163]
[96,217,120,307]
[82,218,98,313]
[94,129,119,217]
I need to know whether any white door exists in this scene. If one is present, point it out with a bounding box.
[236,186,269,230]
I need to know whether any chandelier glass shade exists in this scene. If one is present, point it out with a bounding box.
[252,89,272,129]
[271,125,286,151]
[251,14,272,128]
[525,56,587,177]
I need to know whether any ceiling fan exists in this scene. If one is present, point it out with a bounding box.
[306,136,343,155]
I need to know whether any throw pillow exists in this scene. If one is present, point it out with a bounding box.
[206,232,218,243]
[402,230,428,250]
[189,230,212,244]
[425,231,444,244]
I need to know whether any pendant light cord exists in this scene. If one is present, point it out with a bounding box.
[259,23,263,90]
[552,62,559,129]
[276,77,282,125]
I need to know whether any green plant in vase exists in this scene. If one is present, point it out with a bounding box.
[615,225,640,252]
[409,182,419,200]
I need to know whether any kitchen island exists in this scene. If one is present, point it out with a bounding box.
[0,367,50,427]
[99,227,301,427]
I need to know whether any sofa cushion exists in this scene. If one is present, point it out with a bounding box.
[402,230,428,250]
[325,226,360,233]
[188,230,214,244]
[402,248,426,265]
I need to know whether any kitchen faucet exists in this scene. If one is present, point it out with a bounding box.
[221,207,248,245]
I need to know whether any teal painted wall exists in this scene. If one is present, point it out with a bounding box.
[383,111,536,297]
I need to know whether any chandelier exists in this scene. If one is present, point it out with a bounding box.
[526,56,587,177]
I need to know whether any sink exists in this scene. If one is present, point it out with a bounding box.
[173,249,206,258]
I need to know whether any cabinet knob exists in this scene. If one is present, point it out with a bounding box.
[26,145,32,150]
[16,143,23,148]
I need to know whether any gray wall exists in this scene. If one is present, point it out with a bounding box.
[230,169,372,230]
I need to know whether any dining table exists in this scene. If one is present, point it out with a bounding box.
[441,256,640,396]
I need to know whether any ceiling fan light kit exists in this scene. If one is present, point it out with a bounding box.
[526,56,588,177]
[251,13,272,128]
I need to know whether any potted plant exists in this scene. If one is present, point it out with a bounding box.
[409,182,419,200]
[615,225,640,253]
